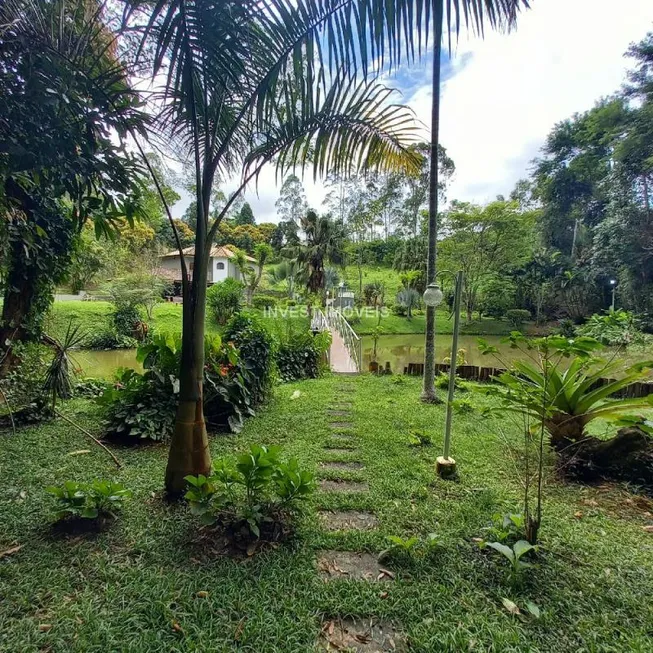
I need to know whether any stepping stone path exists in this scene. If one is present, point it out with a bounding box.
[318,617,407,652]
[316,382,405,650]
[319,461,365,471]
[319,479,368,493]
[318,509,378,531]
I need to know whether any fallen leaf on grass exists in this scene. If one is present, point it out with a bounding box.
[379,591,389,599]
[643,525,653,533]
[196,591,209,598]
[290,391,301,400]
[234,617,246,641]
[501,598,520,616]
[172,621,183,634]
[525,601,541,619]
[0,544,23,559]
[38,624,52,632]
[574,511,583,519]
[68,450,91,456]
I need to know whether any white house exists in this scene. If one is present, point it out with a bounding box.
[158,246,258,286]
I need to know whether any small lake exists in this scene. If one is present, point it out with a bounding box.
[71,334,653,379]
[72,349,140,379]
[361,334,652,374]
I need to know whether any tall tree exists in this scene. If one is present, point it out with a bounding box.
[235,202,256,226]
[275,174,308,227]
[134,0,432,493]
[0,0,145,371]
[290,211,345,294]
[421,0,527,403]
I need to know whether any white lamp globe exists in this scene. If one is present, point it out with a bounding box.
[423,282,444,307]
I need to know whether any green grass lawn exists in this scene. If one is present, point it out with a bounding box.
[352,311,523,336]
[1,375,652,651]
[44,301,309,343]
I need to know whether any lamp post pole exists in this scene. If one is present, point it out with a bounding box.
[610,279,617,312]
[436,270,463,479]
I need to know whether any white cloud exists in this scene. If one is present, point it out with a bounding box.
[406,0,653,204]
[171,0,652,221]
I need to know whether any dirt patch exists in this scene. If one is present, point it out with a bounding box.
[319,510,378,531]
[317,550,394,581]
[319,479,369,493]
[330,422,355,430]
[320,461,364,471]
[319,617,406,652]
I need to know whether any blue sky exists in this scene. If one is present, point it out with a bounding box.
[170,0,653,224]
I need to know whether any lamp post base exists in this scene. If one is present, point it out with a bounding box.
[436,456,457,480]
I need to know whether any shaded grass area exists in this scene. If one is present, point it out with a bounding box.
[1,376,653,651]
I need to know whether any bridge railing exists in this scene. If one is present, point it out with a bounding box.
[326,307,362,373]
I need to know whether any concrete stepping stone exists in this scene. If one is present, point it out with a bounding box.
[318,509,378,532]
[319,479,368,493]
[317,550,394,581]
[319,461,364,471]
[318,617,406,652]
[329,432,356,442]
[329,422,355,430]
[327,409,351,417]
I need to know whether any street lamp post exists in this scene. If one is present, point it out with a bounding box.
[423,271,464,480]
[436,270,463,480]
[610,279,617,312]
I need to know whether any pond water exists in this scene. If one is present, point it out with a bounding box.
[72,349,140,379]
[361,334,651,374]
[72,334,652,379]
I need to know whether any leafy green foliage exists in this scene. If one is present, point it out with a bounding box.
[485,540,539,583]
[224,313,276,405]
[251,294,278,310]
[112,305,143,339]
[378,533,444,564]
[276,331,331,382]
[207,278,244,326]
[505,309,531,329]
[579,310,644,346]
[47,480,131,521]
[184,445,315,540]
[42,321,86,409]
[479,334,653,442]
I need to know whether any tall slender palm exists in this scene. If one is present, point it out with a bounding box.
[132,0,529,492]
[420,0,529,403]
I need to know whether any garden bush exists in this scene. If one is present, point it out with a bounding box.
[47,480,131,522]
[184,444,315,543]
[207,278,244,325]
[505,308,531,329]
[85,329,138,350]
[578,310,644,346]
[112,304,143,338]
[252,294,277,310]
[99,332,258,441]
[276,331,331,382]
[224,313,277,404]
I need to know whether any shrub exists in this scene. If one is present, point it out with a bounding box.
[363,281,385,307]
[578,310,643,346]
[99,333,258,441]
[184,444,315,542]
[557,318,576,338]
[505,309,531,329]
[396,288,421,318]
[276,331,331,382]
[85,330,138,350]
[47,480,131,521]
[480,280,516,319]
[252,294,277,310]
[224,313,277,404]
[207,278,244,325]
[112,304,142,338]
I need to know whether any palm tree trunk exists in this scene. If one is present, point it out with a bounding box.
[164,94,212,493]
[421,0,443,404]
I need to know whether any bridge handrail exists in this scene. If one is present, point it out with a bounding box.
[326,307,361,372]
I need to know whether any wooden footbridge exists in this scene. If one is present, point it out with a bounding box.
[311,308,361,374]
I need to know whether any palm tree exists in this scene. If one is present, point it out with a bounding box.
[421,0,529,403]
[268,259,301,298]
[133,0,529,492]
[290,211,346,295]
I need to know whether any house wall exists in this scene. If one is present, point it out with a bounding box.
[213,257,230,282]
[160,255,212,283]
